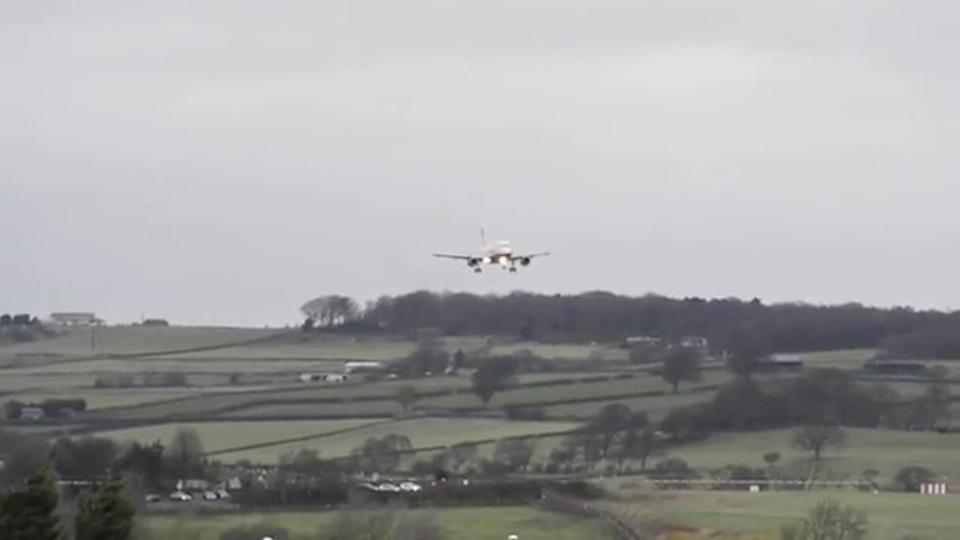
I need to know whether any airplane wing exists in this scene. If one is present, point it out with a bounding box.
[513,251,551,259]
[433,253,475,260]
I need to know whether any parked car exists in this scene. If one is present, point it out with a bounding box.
[144,494,162,503]
[399,482,422,493]
[216,489,230,499]
[168,491,192,502]
[358,482,381,492]
[377,483,402,493]
[202,491,218,501]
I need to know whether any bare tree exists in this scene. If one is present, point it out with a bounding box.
[394,385,419,414]
[300,295,359,328]
[780,499,868,540]
[350,434,412,473]
[492,439,534,473]
[471,357,518,406]
[447,442,478,472]
[589,403,633,458]
[165,428,205,478]
[792,425,847,461]
[659,346,702,393]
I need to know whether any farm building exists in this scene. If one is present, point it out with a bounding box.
[142,318,170,327]
[756,355,804,373]
[299,373,349,383]
[49,312,98,326]
[18,407,45,421]
[345,361,385,373]
[679,336,709,350]
[625,335,661,345]
[177,479,211,491]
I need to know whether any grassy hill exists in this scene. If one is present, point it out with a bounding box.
[90,417,581,464]
[605,489,960,539]
[655,427,960,483]
[135,507,610,540]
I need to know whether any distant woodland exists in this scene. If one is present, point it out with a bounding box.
[304,291,960,358]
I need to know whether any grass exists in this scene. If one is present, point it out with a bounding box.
[418,370,727,411]
[0,326,280,358]
[90,419,382,454]
[12,388,203,409]
[606,489,960,539]
[86,371,640,421]
[489,342,629,361]
[0,328,495,364]
[134,507,610,540]
[2,358,346,375]
[211,418,581,463]
[217,401,400,419]
[656,428,960,484]
[85,376,476,420]
[0,373,101,392]
[541,390,712,420]
[800,349,877,369]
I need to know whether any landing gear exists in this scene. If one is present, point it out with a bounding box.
[473,267,482,273]
[509,266,517,273]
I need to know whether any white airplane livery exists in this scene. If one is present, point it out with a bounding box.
[433,230,550,273]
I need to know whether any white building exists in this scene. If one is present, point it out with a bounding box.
[299,373,349,383]
[49,312,98,326]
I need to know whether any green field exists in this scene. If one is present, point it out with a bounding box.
[0,327,280,358]
[800,349,876,369]
[656,428,960,483]
[134,507,610,540]
[2,358,345,375]
[489,341,629,362]
[211,372,708,421]
[605,489,960,539]
[85,371,652,421]
[0,373,104,393]
[542,390,712,421]
[90,419,384,454]
[415,371,725,411]
[209,418,580,463]
[14,388,205,409]
[84,375,476,420]
[0,328,501,364]
[217,400,400,419]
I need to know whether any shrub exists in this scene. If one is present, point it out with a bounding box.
[651,458,697,479]
[780,499,867,540]
[220,523,290,540]
[894,466,936,493]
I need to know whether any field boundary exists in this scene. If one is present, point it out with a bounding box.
[84,371,650,420]
[198,417,402,458]
[0,329,300,370]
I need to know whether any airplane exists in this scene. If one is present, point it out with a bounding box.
[433,230,550,273]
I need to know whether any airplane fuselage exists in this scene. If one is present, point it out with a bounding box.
[466,242,529,272]
[433,234,549,273]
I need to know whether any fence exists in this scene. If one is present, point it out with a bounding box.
[920,483,949,495]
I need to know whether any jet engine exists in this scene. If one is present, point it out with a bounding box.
[520,257,532,266]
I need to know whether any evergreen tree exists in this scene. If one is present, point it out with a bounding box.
[74,477,135,540]
[0,468,61,540]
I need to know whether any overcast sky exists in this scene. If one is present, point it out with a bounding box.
[2,1,958,326]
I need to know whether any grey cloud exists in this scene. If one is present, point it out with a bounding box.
[2,1,959,324]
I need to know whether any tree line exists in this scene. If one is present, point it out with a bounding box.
[0,313,52,344]
[303,291,960,356]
